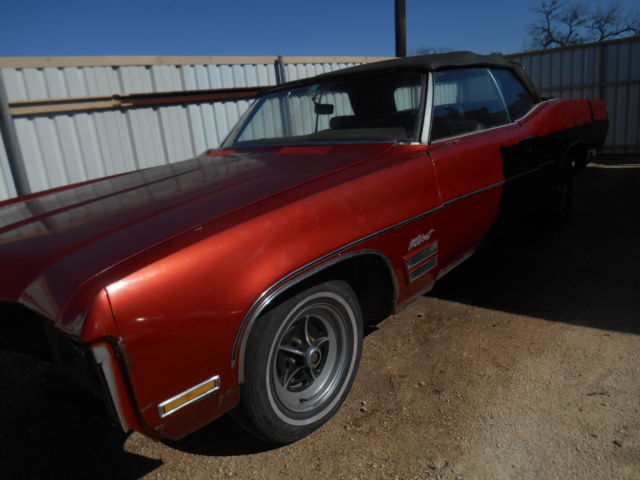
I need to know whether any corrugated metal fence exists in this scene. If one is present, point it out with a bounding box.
[507,36,640,156]
[0,37,638,201]
[0,56,387,201]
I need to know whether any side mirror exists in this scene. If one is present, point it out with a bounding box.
[314,104,334,115]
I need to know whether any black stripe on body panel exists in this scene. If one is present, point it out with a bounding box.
[500,120,608,181]
[497,120,608,220]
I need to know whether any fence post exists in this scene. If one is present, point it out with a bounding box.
[274,56,292,136]
[0,70,30,196]
[275,55,287,85]
[595,44,607,101]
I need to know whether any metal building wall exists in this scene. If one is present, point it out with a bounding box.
[0,133,16,200]
[507,36,640,155]
[2,41,638,202]
[0,56,387,201]
[0,60,278,197]
[283,61,363,81]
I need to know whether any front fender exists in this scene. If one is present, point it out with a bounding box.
[104,145,438,439]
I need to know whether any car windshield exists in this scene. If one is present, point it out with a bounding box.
[224,71,425,147]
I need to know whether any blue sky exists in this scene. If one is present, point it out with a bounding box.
[0,0,638,57]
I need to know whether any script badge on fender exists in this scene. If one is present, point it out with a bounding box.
[408,229,435,251]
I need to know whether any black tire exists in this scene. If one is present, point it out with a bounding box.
[234,280,363,443]
[545,158,574,227]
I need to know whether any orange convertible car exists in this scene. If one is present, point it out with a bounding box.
[0,52,607,443]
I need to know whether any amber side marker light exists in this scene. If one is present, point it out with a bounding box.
[157,375,221,418]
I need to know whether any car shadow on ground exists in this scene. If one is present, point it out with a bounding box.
[0,349,280,479]
[162,325,383,457]
[0,324,378,475]
[162,415,279,455]
[0,351,161,480]
[430,161,640,335]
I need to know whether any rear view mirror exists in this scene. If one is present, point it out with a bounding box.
[315,104,334,115]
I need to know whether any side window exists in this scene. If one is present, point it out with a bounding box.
[491,69,537,120]
[431,68,509,141]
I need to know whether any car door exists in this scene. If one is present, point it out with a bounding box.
[426,67,534,270]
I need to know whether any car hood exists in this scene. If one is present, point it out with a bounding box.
[0,143,392,324]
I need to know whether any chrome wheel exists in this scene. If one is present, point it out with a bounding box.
[272,304,348,413]
[236,280,363,443]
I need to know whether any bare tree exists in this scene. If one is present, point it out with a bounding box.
[527,0,640,50]
[558,3,588,44]
[528,0,564,49]
[528,0,587,49]
[589,3,640,41]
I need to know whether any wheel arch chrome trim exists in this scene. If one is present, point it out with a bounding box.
[232,249,398,383]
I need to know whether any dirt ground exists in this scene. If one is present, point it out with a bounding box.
[1,160,639,480]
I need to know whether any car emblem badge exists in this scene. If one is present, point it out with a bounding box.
[408,229,435,251]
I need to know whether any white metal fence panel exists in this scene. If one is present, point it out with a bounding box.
[284,62,362,82]
[4,44,636,202]
[0,57,386,200]
[508,36,640,155]
[6,99,257,195]
[0,63,278,101]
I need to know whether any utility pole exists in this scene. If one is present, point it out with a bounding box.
[395,0,407,57]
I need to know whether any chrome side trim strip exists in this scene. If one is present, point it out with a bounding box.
[443,162,547,208]
[157,374,221,419]
[539,159,556,167]
[443,180,505,207]
[431,123,515,145]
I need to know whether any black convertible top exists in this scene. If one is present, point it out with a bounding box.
[317,51,515,77]
[267,51,539,101]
